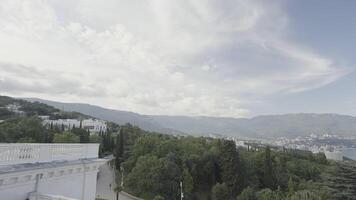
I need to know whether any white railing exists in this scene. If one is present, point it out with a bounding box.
[0,143,100,165]
[29,192,78,200]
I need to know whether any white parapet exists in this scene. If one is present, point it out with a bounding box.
[0,143,100,165]
[0,143,106,200]
[29,192,79,200]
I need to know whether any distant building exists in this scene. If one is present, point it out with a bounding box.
[43,118,81,131]
[38,115,50,120]
[0,143,106,200]
[6,103,25,116]
[81,119,107,134]
[42,118,107,134]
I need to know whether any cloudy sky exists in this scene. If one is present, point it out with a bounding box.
[0,0,355,117]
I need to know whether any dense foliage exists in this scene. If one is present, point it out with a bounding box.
[115,126,356,200]
[0,117,53,142]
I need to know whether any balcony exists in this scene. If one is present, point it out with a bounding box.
[0,143,100,166]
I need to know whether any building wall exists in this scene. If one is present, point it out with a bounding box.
[43,118,107,134]
[0,162,103,200]
[82,119,107,134]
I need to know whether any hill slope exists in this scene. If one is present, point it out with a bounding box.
[26,98,182,135]
[26,98,356,138]
[149,114,356,138]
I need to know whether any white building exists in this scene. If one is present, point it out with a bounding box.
[44,119,81,130]
[6,103,25,115]
[43,118,107,134]
[81,119,107,134]
[0,143,106,200]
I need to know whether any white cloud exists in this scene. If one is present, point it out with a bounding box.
[0,0,349,117]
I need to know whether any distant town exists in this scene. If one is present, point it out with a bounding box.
[225,134,356,161]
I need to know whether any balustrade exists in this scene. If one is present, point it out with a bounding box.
[0,143,99,165]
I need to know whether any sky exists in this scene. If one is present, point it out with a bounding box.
[0,0,355,118]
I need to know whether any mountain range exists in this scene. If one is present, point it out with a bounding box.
[26,98,356,139]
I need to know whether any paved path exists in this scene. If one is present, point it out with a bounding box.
[96,160,141,200]
[96,161,116,200]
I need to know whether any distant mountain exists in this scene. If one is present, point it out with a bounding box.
[26,98,356,139]
[25,98,182,135]
[149,114,356,138]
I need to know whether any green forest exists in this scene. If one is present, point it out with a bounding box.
[114,126,356,200]
[0,96,355,200]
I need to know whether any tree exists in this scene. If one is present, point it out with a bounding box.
[102,131,112,152]
[0,108,13,119]
[256,189,282,200]
[219,140,244,196]
[71,128,90,143]
[17,137,36,143]
[182,167,194,196]
[89,134,102,143]
[289,190,320,200]
[315,153,327,165]
[287,177,295,197]
[237,187,256,200]
[115,128,125,169]
[263,146,275,189]
[275,154,288,188]
[125,155,181,199]
[212,183,229,200]
[53,132,79,143]
[153,195,165,200]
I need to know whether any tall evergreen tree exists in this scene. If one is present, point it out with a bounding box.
[219,140,243,197]
[103,131,112,151]
[288,177,295,197]
[263,146,276,189]
[115,128,125,169]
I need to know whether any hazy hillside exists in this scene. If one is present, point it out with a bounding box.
[26,98,182,135]
[27,98,356,138]
[0,96,89,120]
[150,114,356,138]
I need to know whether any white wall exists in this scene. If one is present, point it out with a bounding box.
[43,118,107,134]
[0,161,104,200]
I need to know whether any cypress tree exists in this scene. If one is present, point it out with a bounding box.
[219,140,243,196]
[288,177,295,196]
[104,131,112,151]
[115,128,125,169]
[102,134,107,151]
[263,146,276,189]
